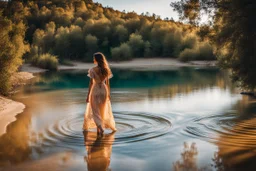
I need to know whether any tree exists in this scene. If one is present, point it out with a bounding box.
[111,43,132,61]
[127,33,144,57]
[113,24,128,43]
[84,34,98,60]
[0,12,29,95]
[144,41,153,57]
[171,0,256,90]
[171,0,200,25]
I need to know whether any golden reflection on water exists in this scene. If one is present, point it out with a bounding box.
[83,131,115,171]
[215,96,256,168]
[0,109,31,166]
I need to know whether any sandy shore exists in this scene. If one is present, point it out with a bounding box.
[20,58,217,73]
[10,72,35,87]
[0,71,34,136]
[20,63,48,73]
[0,96,25,136]
[58,58,217,71]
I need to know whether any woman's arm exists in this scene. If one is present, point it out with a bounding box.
[106,78,111,100]
[86,78,93,103]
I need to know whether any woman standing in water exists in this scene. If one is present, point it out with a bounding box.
[83,52,117,136]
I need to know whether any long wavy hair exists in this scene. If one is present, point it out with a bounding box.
[94,52,111,78]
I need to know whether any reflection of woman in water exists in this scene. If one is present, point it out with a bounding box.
[83,52,117,136]
[83,131,115,171]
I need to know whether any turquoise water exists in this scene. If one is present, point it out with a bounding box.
[1,67,256,171]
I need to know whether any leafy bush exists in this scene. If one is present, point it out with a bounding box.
[198,43,215,60]
[178,42,215,62]
[33,53,58,70]
[178,48,198,62]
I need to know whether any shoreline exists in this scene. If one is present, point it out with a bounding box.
[58,58,217,71]
[0,96,25,136]
[21,58,217,73]
[0,58,216,136]
[0,72,34,136]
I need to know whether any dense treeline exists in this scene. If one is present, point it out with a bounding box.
[4,0,215,62]
[171,0,256,91]
[23,0,214,63]
[0,0,215,95]
[0,5,29,95]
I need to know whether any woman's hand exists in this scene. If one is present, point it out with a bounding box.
[86,97,89,103]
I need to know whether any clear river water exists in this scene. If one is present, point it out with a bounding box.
[0,67,256,171]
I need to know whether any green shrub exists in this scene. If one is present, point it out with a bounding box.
[33,53,58,70]
[178,48,198,62]
[111,43,132,61]
[178,42,215,62]
[198,43,215,60]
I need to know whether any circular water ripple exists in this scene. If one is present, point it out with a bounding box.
[183,113,256,148]
[42,111,172,147]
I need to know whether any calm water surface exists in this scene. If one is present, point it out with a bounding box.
[1,67,256,171]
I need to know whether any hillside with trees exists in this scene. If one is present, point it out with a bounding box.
[0,0,215,95]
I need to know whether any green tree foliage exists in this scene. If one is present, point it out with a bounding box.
[144,41,153,57]
[171,0,256,89]
[13,0,213,63]
[113,24,128,43]
[0,11,29,95]
[127,33,144,57]
[111,43,132,60]
[163,31,182,57]
[179,42,215,62]
[84,34,98,61]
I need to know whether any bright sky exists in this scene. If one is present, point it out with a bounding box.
[93,0,179,21]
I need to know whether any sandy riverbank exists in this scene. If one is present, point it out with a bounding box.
[20,58,217,73]
[0,72,34,136]
[0,96,25,136]
[58,58,217,71]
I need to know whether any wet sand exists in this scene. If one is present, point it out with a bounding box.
[0,72,34,136]
[0,96,25,136]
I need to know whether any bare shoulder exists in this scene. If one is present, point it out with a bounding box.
[90,66,97,71]
[92,66,99,72]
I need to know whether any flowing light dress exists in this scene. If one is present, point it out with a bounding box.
[83,67,116,131]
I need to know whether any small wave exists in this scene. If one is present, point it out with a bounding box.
[40,111,172,148]
[182,113,256,148]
